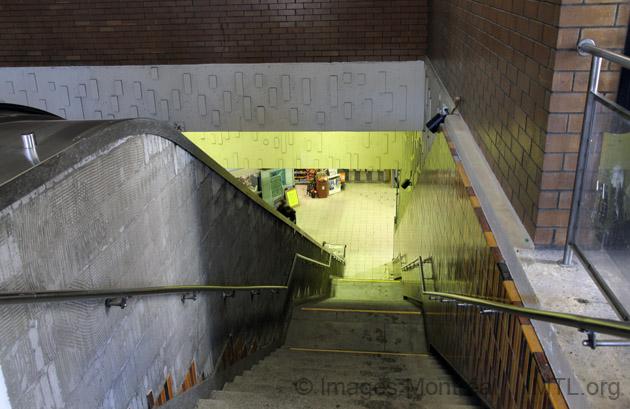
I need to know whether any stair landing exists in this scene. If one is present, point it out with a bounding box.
[285,298,428,354]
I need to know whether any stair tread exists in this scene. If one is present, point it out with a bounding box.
[223,377,471,395]
[330,279,404,301]
[290,308,424,324]
[231,373,471,394]
[199,397,483,409]
[255,359,448,370]
[254,362,450,375]
[265,350,438,365]
[203,296,483,409]
[199,396,483,409]
[301,298,420,312]
[284,320,428,354]
[243,359,456,374]
[209,390,481,406]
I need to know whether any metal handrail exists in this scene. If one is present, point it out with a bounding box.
[322,242,347,260]
[285,252,336,287]
[423,290,630,340]
[577,39,630,71]
[401,256,422,271]
[409,256,630,347]
[0,252,339,306]
[0,285,287,305]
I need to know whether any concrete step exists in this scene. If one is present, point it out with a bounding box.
[290,305,424,325]
[300,298,421,312]
[330,279,403,301]
[213,386,480,405]
[284,319,428,353]
[258,358,443,374]
[240,356,458,379]
[256,358,450,376]
[233,373,469,396]
[198,294,486,409]
[197,397,365,408]
[275,346,434,357]
[253,358,449,374]
[199,399,484,409]
[265,349,439,367]
[241,364,458,381]
[252,366,452,382]
[199,399,483,409]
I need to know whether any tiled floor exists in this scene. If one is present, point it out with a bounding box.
[294,182,396,279]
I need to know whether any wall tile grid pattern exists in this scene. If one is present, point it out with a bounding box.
[394,131,568,409]
[0,1,427,66]
[0,132,341,408]
[294,183,396,279]
[0,62,424,132]
[427,0,628,246]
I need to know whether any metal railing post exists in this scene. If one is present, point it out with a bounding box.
[562,39,602,266]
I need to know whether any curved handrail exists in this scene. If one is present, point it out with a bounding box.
[406,256,630,340]
[0,117,343,264]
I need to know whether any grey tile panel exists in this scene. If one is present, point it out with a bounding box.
[0,62,425,132]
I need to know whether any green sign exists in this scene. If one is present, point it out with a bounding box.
[270,174,284,198]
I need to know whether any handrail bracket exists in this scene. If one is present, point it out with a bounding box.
[105,297,128,309]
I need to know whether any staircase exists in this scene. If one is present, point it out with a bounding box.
[196,279,484,409]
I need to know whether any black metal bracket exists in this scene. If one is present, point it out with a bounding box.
[580,330,630,348]
[582,330,597,350]
[181,292,198,303]
[105,297,128,309]
[222,291,235,302]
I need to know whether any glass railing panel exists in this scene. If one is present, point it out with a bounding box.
[574,100,630,314]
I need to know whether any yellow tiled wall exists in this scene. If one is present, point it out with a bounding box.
[395,132,568,409]
[184,131,419,170]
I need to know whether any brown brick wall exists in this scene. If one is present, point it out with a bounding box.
[428,0,628,246]
[538,2,629,246]
[0,0,427,66]
[427,0,559,240]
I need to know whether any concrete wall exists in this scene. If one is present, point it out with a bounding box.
[0,1,427,66]
[0,120,341,409]
[0,61,425,132]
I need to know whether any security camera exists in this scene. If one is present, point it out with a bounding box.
[426,113,446,133]
[425,97,461,133]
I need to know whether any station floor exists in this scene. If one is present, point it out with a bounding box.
[294,182,396,279]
